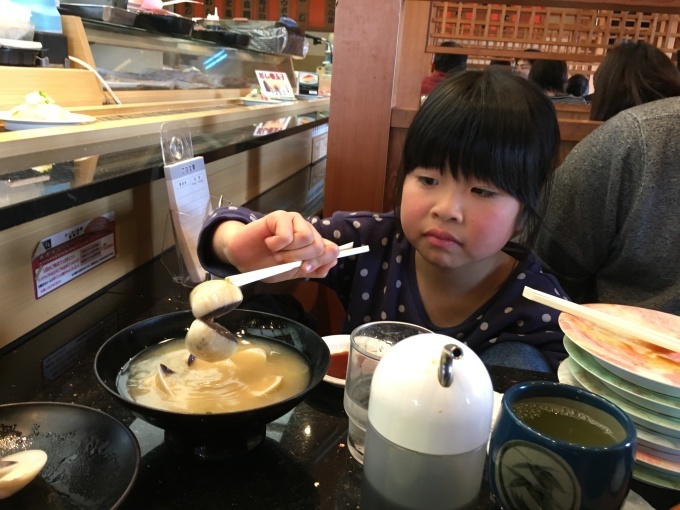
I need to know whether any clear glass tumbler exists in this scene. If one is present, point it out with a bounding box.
[343,321,432,463]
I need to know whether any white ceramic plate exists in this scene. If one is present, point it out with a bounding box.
[559,304,680,398]
[322,335,350,387]
[239,98,281,106]
[0,111,96,131]
[557,358,582,388]
[565,352,680,439]
[621,490,655,510]
[565,338,680,418]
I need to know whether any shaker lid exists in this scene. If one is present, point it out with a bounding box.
[367,333,493,455]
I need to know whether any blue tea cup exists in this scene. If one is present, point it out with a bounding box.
[489,381,636,510]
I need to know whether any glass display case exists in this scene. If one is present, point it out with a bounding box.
[81,19,297,92]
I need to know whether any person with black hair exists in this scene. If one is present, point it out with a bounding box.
[589,41,680,121]
[529,59,587,104]
[566,74,590,98]
[198,69,568,372]
[420,41,468,95]
[514,48,540,79]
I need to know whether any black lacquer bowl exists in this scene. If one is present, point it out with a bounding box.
[95,309,330,459]
[0,402,140,509]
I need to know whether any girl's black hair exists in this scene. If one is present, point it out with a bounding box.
[590,41,680,121]
[395,68,560,255]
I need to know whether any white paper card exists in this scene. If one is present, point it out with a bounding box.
[164,155,211,283]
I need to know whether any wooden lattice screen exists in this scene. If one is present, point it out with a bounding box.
[428,2,680,75]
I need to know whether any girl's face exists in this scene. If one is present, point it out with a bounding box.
[400,168,522,269]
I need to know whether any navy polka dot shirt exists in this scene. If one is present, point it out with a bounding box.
[198,207,568,370]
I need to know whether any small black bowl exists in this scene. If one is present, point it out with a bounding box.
[0,402,140,509]
[95,309,330,459]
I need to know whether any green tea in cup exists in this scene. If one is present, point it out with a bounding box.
[489,381,636,510]
[512,396,626,447]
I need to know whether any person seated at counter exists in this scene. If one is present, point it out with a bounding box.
[514,48,539,79]
[589,40,680,121]
[566,73,590,99]
[420,41,468,96]
[536,95,680,316]
[529,59,587,104]
[197,69,568,373]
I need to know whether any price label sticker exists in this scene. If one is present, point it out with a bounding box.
[32,212,117,299]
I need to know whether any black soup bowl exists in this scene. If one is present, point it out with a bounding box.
[95,309,330,459]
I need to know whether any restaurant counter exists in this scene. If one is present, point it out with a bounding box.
[0,254,678,509]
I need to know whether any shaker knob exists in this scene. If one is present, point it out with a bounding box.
[438,343,463,387]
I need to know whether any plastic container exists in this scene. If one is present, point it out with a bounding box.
[362,333,494,510]
[26,0,62,33]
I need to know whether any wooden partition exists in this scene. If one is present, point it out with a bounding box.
[325,0,680,216]
[555,103,591,120]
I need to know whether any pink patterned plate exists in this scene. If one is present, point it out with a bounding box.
[560,304,680,397]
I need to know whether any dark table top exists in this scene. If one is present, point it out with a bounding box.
[0,255,678,509]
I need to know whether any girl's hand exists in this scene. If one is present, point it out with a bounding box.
[212,211,340,281]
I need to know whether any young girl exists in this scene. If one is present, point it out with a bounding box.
[197,68,568,372]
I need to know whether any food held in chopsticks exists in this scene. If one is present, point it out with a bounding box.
[185,279,242,362]
[186,243,369,363]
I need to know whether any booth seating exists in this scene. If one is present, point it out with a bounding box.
[554,103,592,120]
[557,118,603,165]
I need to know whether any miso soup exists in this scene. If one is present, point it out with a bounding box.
[512,396,626,447]
[117,337,310,414]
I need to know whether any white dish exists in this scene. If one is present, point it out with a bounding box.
[565,337,680,418]
[621,490,655,510]
[239,98,281,106]
[565,351,680,439]
[557,357,582,387]
[322,335,350,387]
[559,303,680,398]
[0,111,96,131]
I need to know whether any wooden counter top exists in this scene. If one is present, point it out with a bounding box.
[0,97,330,161]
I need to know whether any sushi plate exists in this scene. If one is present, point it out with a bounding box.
[565,337,680,418]
[559,304,680,397]
[565,352,680,439]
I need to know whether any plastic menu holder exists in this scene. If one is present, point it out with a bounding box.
[160,122,212,286]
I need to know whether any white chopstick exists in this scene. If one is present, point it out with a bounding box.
[522,286,680,353]
[226,244,369,287]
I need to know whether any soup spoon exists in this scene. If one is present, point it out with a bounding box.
[0,450,48,499]
[186,244,370,362]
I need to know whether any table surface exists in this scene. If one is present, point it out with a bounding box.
[0,256,678,509]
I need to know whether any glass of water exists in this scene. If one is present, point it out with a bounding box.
[343,321,431,463]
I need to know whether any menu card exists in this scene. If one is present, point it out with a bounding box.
[255,70,296,100]
[164,155,211,284]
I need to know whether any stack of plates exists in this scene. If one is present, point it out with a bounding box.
[556,303,680,491]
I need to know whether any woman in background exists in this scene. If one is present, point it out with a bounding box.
[590,41,680,121]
